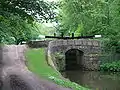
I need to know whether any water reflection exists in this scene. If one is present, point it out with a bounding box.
[62,71,120,90]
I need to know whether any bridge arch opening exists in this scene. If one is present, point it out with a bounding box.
[65,49,84,70]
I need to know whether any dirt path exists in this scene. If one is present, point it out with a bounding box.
[1,45,72,90]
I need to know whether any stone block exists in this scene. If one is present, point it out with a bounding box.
[93,41,99,46]
[87,41,92,45]
[82,40,87,45]
[62,40,67,45]
[67,40,74,45]
[75,40,80,45]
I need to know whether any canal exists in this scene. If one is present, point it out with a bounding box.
[62,71,120,90]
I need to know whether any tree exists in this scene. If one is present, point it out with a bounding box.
[0,0,57,22]
[0,0,57,44]
[58,0,120,53]
[0,14,39,44]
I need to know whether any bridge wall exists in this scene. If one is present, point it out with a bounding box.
[27,40,51,48]
[47,39,101,71]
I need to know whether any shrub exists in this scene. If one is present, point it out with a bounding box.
[100,61,120,72]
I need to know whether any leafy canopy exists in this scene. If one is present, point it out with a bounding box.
[57,0,120,53]
[0,0,57,44]
[0,0,57,22]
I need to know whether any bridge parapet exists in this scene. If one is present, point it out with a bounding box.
[47,39,101,71]
[49,39,100,47]
[27,40,51,48]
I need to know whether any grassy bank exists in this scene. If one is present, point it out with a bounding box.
[25,48,89,90]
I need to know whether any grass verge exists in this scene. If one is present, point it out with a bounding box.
[25,48,89,90]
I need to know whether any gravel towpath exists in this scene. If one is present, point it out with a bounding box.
[0,45,72,90]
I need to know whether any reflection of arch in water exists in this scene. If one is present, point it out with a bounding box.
[65,49,84,70]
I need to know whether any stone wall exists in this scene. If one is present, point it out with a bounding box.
[0,46,2,89]
[47,39,101,71]
[27,40,51,48]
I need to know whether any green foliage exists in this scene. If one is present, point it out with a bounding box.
[57,0,106,35]
[2,37,16,44]
[74,24,84,36]
[35,23,56,36]
[100,61,120,72]
[0,0,56,22]
[0,14,39,44]
[57,0,120,53]
[0,0,57,44]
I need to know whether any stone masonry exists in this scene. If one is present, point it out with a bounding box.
[47,39,101,71]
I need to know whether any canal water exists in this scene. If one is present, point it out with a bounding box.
[62,71,120,90]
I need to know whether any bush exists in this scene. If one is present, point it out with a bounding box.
[100,61,120,72]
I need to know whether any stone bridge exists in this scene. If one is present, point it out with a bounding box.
[28,39,101,71]
[47,39,101,71]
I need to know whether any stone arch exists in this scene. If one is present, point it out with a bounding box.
[47,39,101,71]
[63,46,86,55]
[65,49,84,70]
